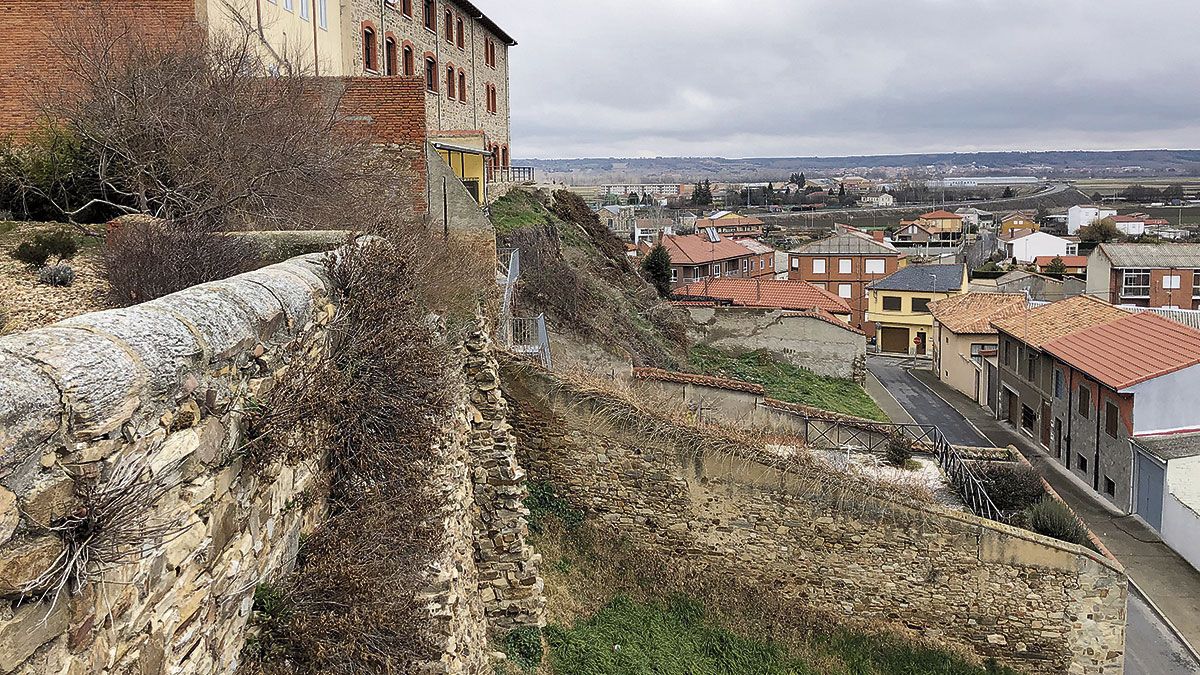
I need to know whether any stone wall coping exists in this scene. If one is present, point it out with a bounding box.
[0,251,336,471]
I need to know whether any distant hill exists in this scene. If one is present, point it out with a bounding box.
[519,150,1200,185]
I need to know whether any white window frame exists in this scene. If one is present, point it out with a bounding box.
[759,259,765,270]
[838,284,853,299]
[790,258,799,271]
[812,258,827,274]
[318,0,328,29]
[839,259,852,274]
[713,264,721,278]
[299,0,310,20]
[1164,275,1182,290]
[670,268,678,282]
[865,258,885,275]
[742,259,750,272]
[1122,269,1151,298]
[283,0,294,11]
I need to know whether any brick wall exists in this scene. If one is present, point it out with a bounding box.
[789,254,901,335]
[0,1,200,138]
[502,364,1128,675]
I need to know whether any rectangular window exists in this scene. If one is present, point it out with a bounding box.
[970,343,991,366]
[1105,477,1116,497]
[1194,271,1200,298]
[318,0,328,29]
[670,269,678,282]
[1021,404,1036,432]
[912,297,931,313]
[1054,369,1065,399]
[402,0,413,17]
[1002,339,1011,367]
[759,259,765,270]
[838,284,852,299]
[713,264,721,278]
[839,259,852,274]
[882,296,902,311]
[424,57,437,92]
[1105,401,1120,438]
[1122,268,1151,297]
[865,259,886,275]
[812,258,827,274]
[283,0,293,11]
[1077,454,1089,473]
[1025,351,1038,382]
[790,258,799,271]
[742,259,749,272]
[299,0,309,20]
[1164,275,1182,290]
[1078,384,1091,418]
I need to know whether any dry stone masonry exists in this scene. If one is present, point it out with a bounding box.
[502,364,1128,675]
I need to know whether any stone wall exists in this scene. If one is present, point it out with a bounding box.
[0,250,544,674]
[502,364,1128,675]
[685,307,867,382]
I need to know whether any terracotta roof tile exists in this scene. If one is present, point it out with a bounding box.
[920,210,964,220]
[1034,256,1088,268]
[661,234,766,265]
[633,368,766,395]
[783,309,867,336]
[673,278,850,315]
[991,296,1130,349]
[1043,312,1200,390]
[929,293,1028,335]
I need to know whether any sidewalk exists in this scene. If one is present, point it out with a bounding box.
[908,367,1200,653]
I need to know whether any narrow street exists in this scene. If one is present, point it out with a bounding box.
[867,355,1200,675]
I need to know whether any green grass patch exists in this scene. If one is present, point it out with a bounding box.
[543,594,1014,675]
[689,346,887,422]
[491,190,557,235]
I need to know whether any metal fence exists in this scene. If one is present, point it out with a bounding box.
[510,313,552,370]
[494,166,535,183]
[798,417,1005,523]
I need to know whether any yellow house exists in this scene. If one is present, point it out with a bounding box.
[1000,211,1039,236]
[867,264,969,355]
[916,210,965,235]
[928,293,1027,406]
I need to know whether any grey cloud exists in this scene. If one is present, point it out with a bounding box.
[482,0,1200,158]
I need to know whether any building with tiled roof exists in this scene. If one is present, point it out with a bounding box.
[787,228,905,336]
[1086,243,1200,310]
[991,295,1129,350]
[1034,256,1089,275]
[1032,311,1200,520]
[658,233,775,289]
[672,278,851,318]
[928,293,1029,406]
[695,212,765,238]
[867,265,968,355]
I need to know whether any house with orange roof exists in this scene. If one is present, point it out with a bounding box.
[671,278,851,321]
[1039,312,1200,524]
[989,295,1130,467]
[928,293,1028,407]
[657,232,775,289]
[695,212,765,238]
[891,210,965,248]
[1034,255,1088,275]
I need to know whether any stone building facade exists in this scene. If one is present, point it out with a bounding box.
[502,364,1128,675]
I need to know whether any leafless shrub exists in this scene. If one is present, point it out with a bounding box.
[22,456,190,610]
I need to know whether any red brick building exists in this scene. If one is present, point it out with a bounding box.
[656,233,775,289]
[788,228,905,336]
[1086,243,1200,310]
[671,278,851,320]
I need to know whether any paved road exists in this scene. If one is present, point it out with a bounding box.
[866,356,1200,674]
[759,182,1077,218]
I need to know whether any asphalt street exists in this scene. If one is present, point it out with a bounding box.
[867,356,1200,675]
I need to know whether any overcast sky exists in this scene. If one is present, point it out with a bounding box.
[483,0,1200,160]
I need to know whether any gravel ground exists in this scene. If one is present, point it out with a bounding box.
[0,222,111,334]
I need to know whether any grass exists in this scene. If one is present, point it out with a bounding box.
[491,190,558,235]
[689,346,887,422]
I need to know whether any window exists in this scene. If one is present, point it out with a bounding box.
[1054,369,1065,399]
[912,297,931,313]
[1078,384,1091,418]
[670,269,678,282]
[1164,275,1182,290]
[456,17,465,48]
[1025,350,1038,382]
[402,0,412,17]
[790,258,799,271]
[1194,271,1200,298]
[713,264,721,278]
[446,65,456,98]
[839,259,852,274]
[299,0,309,20]
[1002,339,1012,367]
[283,0,293,11]
[424,0,436,31]
[742,259,749,272]
[1021,404,1036,432]
[424,57,438,92]
[1122,268,1151,297]
[838,284,853,299]
[882,296,902,312]
[445,10,455,41]
[384,38,397,76]
[1105,401,1120,438]
[970,343,990,366]
[813,283,827,290]
[485,38,496,67]
[812,258,827,274]
[759,259,765,270]
[363,27,378,72]
[1104,477,1116,497]
[1077,454,1089,473]
[403,46,415,76]
[458,70,467,102]
[317,0,328,29]
[865,259,885,275]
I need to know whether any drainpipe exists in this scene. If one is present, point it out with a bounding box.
[255,0,264,39]
[311,0,320,76]
[1065,372,1074,466]
[1093,380,1102,492]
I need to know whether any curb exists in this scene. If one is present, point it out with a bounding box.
[865,370,915,425]
[1128,579,1200,667]
[900,365,990,444]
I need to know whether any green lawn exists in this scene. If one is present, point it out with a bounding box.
[490,190,557,235]
[689,346,887,422]
[540,595,1014,675]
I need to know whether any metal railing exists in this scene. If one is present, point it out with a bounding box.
[493,166,535,183]
[510,313,552,370]
[786,413,1004,523]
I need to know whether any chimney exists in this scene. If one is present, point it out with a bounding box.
[872,230,885,243]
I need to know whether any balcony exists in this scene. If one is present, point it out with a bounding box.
[493,166,535,183]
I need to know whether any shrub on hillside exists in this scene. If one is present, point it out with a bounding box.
[38,263,75,287]
[10,241,50,268]
[9,231,79,269]
[1025,498,1090,548]
[642,244,673,297]
[885,433,914,467]
[0,124,116,223]
[552,190,632,268]
[977,463,1046,513]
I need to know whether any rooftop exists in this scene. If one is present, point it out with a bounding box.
[920,210,963,220]
[992,295,1130,349]
[454,0,518,45]
[1034,255,1089,268]
[868,264,965,293]
[790,230,900,257]
[1095,243,1200,269]
[660,233,765,265]
[929,293,1027,335]
[1043,312,1200,391]
[1133,432,1200,461]
[673,278,851,316]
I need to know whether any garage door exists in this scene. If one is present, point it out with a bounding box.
[1135,451,1166,531]
[879,327,909,354]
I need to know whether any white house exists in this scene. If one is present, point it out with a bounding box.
[1067,205,1117,235]
[862,193,896,207]
[1004,231,1078,264]
[1110,215,1148,237]
[956,207,995,231]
